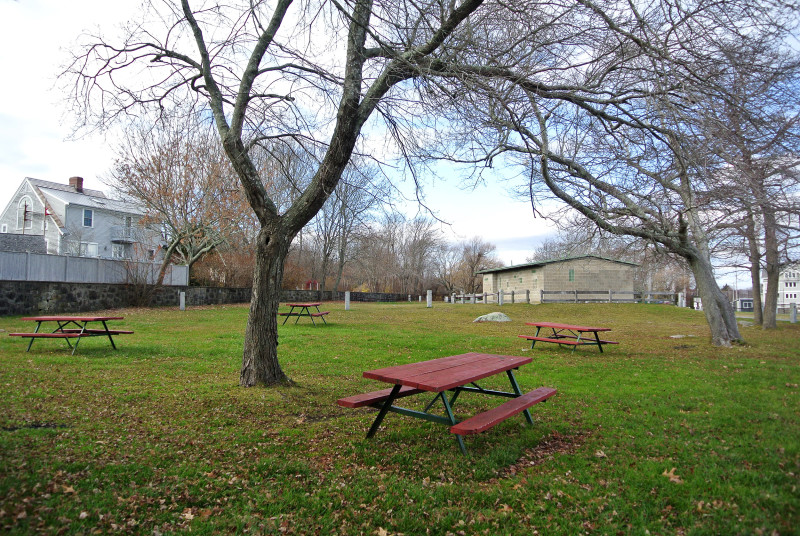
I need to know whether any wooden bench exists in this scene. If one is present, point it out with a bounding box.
[518,335,618,346]
[59,329,135,335]
[10,332,83,339]
[337,385,425,408]
[450,387,557,435]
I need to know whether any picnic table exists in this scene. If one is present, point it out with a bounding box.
[9,316,133,355]
[278,302,329,326]
[337,352,557,454]
[519,321,618,353]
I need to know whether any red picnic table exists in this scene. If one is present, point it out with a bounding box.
[278,302,330,326]
[337,352,557,454]
[519,321,618,353]
[9,316,133,355]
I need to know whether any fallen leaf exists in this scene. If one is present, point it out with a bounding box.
[662,468,683,484]
[594,450,607,458]
[377,528,388,536]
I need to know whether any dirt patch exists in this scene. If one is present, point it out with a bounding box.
[496,431,589,479]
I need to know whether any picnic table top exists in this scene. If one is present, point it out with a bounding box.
[285,302,322,308]
[525,321,611,332]
[363,352,532,392]
[21,316,125,322]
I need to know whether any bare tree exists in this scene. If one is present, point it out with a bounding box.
[408,0,798,346]
[65,0,493,386]
[699,38,800,328]
[107,112,241,284]
[454,236,501,294]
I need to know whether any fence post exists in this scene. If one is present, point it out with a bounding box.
[791,302,797,324]
[345,291,351,311]
[574,289,578,303]
[526,289,530,304]
[511,290,515,304]
[540,289,544,303]
[499,290,504,306]
[470,294,476,304]
[609,289,613,303]
[180,291,186,311]
[427,290,432,308]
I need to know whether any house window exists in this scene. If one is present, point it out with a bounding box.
[83,209,94,227]
[112,244,125,259]
[79,242,99,257]
[1,224,6,233]
[568,269,575,282]
[17,197,33,230]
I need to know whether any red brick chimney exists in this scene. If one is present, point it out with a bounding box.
[69,176,84,192]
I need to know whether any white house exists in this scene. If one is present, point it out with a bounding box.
[762,266,800,314]
[0,177,162,260]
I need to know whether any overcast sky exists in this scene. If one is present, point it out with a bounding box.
[0,0,559,265]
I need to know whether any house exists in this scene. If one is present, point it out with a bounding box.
[476,255,638,303]
[761,266,800,314]
[0,176,162,260]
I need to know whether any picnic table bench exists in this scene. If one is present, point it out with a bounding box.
[519,321,618,353]
[9,316,133,355]
[278,302,329,326]
[337,352,557,454]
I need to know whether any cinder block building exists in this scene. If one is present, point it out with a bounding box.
[477,255,637,303]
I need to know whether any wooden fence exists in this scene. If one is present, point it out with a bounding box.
[0,251,188,286]
[450,290,676,305]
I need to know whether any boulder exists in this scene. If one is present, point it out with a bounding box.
[473,312,511,323]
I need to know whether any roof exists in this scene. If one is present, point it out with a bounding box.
[476,255,639,275]
[28,178,145,215]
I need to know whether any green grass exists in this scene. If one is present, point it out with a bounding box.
[0,302,798,535]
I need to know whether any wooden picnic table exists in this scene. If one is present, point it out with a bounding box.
[9,316,133,355]
[337,352,557,454]
[278,302,329,326]
[519,321,618,353]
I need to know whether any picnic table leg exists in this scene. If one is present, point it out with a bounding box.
[70,322,90,355]
[506,369,534,425]
[309,308,317,326]
[56,321,77,351]
[316,306,327,325]
[366,384,402,439]
[439,392,467,455]
[593,331,604,352]
[101,320,117,350]
[530,326,542,349]
[26,321,44,351]
[572,330,582,354]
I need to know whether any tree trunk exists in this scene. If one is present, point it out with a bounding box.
[761,207,780,329]
[688,255,743,346]
[240,227,291,387]
[745,216,764,325]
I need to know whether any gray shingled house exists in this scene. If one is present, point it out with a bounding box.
[476,255,637,303]
[0,177,162,259]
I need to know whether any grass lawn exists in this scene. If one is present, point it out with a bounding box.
[1,302,798,535]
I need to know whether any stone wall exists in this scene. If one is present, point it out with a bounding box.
[0,281,410,316]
